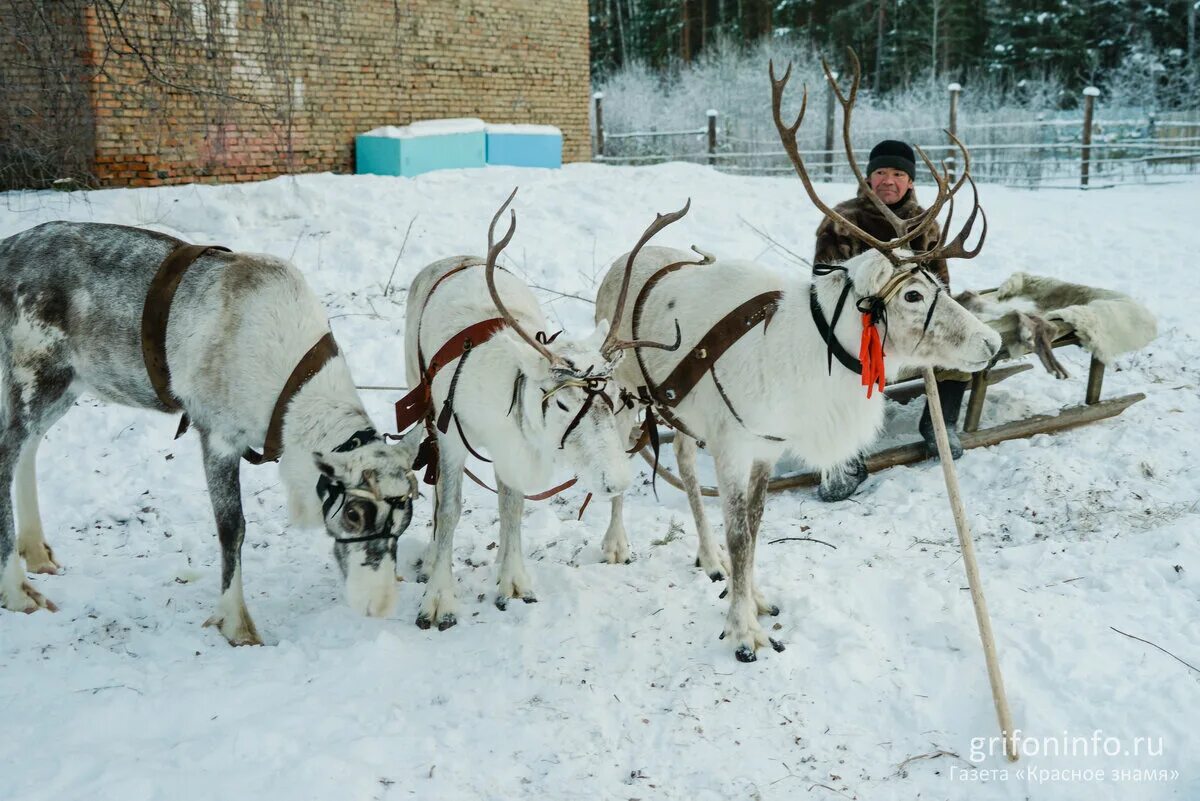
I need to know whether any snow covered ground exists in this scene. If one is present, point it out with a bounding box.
[1,164,1197,801]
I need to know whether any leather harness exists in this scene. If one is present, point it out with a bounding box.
[393,260,579,502]
[629,252,786,449]
[141,242,340,464]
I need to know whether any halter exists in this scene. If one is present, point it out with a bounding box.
[810,262,942,397]
[315,428,412,545]
[537,365,617,450]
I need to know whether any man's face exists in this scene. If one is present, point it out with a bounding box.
[869,167,912,205]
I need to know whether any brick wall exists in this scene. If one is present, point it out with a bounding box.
[1,1,590,189]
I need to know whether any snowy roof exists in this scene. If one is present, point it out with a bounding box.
[484,123,562,136]
[361,118,487,139]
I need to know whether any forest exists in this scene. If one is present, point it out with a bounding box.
[590,0,1198,106]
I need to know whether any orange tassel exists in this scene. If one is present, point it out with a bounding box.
[859,312,886,398]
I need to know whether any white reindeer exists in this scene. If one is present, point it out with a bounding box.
[594,60,1003,661]
[402,191,682,630]
[0,222,417,645]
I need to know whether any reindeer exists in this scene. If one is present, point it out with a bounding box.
[594,55,1003,662]
[0,222,417,645]
[401,191,681,630]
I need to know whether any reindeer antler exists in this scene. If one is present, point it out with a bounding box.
[484,188,563,365]
[599,200,692,361]
[769,49,981,266]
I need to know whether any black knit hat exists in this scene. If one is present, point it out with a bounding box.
[867,140,916,181]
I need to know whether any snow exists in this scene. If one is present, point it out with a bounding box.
[484,123,562,136]
[2,163,1198,800]
[362,118,487,139]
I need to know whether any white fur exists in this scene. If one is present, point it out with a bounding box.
[995,272,1158,364]
[596,246,1002,660]
[404,257,634,624]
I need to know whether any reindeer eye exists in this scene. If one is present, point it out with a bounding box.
[904,290,923,303]
[556,399,569,412]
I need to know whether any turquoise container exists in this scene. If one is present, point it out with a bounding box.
[485,124,563,168]
[355,119,487,177]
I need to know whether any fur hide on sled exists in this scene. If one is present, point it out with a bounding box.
[954,272,1158,376]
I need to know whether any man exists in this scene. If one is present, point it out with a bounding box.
[813,139,969,502]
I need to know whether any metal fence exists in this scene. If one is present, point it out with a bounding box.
[591,87,1200,189]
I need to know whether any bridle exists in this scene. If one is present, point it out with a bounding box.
[810,261,943,395]
[315,428,413,546]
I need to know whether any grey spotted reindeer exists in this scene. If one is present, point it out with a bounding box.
[0,222,417,645]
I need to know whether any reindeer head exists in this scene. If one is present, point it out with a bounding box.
[481,192,692,497]
[312,436,417,617]
[841,250,1001,372]
[496,320,628,497]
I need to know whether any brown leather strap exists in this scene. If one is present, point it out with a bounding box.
[654,291,782,407]
[397,259,582,503]
[142,243,231,414]
[243,331,340,464]
[395,317,507,432]
[463,465,578,502]
[630,253,712,442]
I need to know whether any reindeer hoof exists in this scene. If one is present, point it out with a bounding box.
[770,637,786,653]
[522,594,538,604]
[437,614,457,631]
[416,613,433,630]
[708,571,724,582]
[415,572,429,584]
[495,596,508,611]
[20,542,62,575]
[735,646,757,663]
[719,587,728,600]
[769,605,780,617]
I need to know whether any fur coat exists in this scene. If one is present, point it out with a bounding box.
[812,187,951,289]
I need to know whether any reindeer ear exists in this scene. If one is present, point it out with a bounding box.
[504,330,552,378]
[313,451,353,481]
[313,452,337,477]
[846,251,892,297]
[589,318,611,345]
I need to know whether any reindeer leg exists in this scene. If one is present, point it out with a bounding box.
[0,435,55,613]
[15,437,60,575]
[714,450,782,662]
[600,494,631,565]
[675,434,730,581]
[494,480,536,609]
[417,445,463,631]
[601,419,642,565]
[747,459,780,618]
[1,343,74,612]
[199,433,261,646]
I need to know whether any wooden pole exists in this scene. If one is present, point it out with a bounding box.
[1081,87,1099,188]
[707,109,718,166]
[824,73,836,181]
[594,91,605,159]
[922,369,1018,762]
[947,82,961,183]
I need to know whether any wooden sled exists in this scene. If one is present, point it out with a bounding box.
[640,327,1146,497]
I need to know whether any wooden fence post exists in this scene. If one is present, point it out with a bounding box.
[593,91,605,159]
[824,72,837,181]
[1081,86,1099,188]
[947,82,962,182]
[707,109,718,166]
